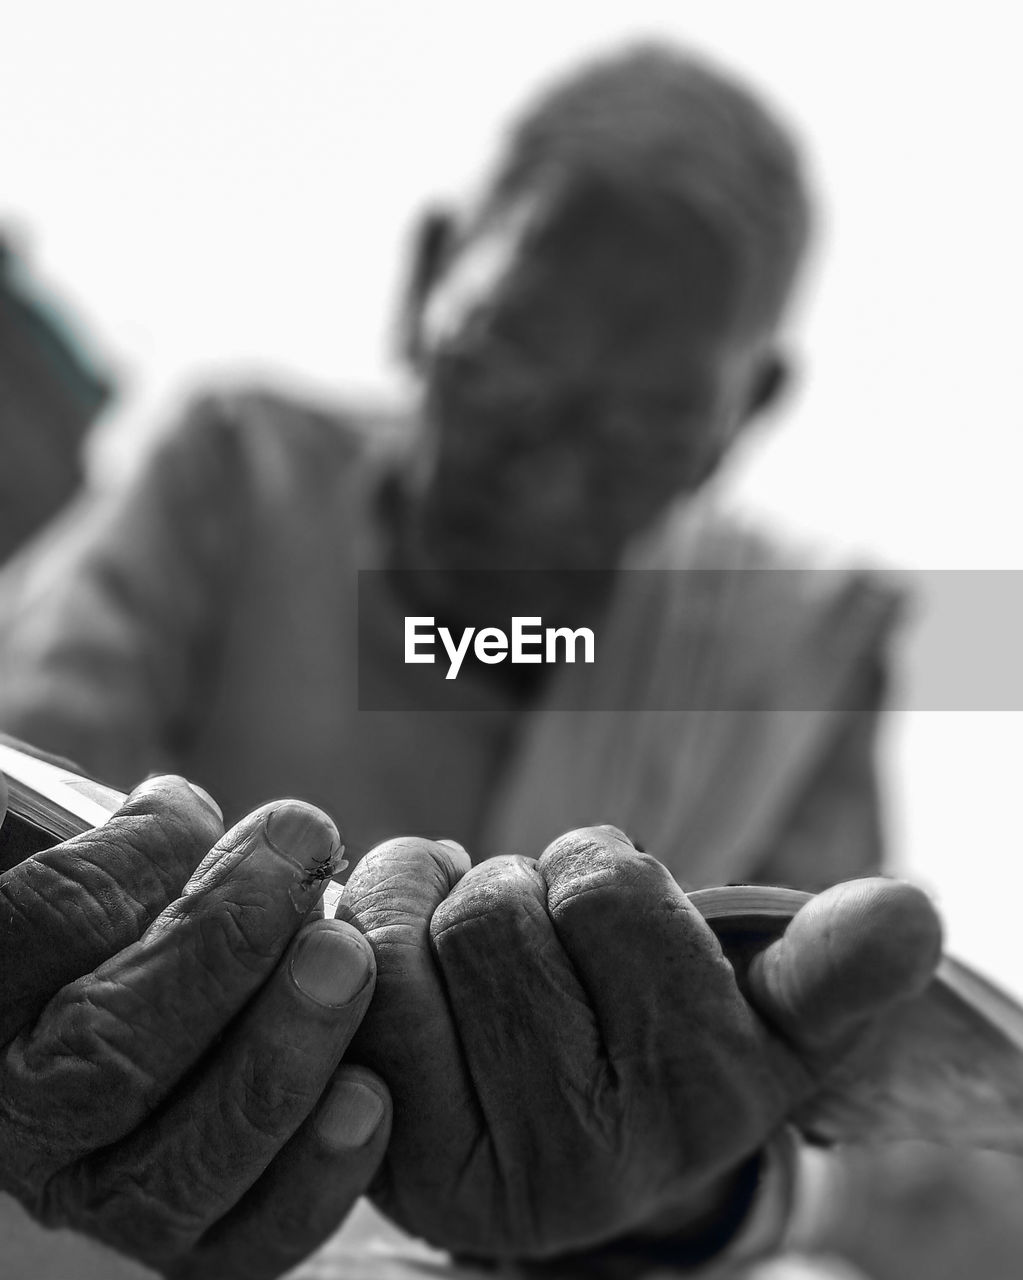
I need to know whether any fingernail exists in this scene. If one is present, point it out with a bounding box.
[265,802,341,867]
[434,838,472,874]
[316,1077,385,1150]
[187,781,223,822]
[263,802,346,905]
[291,923,372,1006]
[130,774,218,823]
[130,774,220,824]
[597,824,635,848]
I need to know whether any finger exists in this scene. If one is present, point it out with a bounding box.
[2,799,344,1174]
[166,1067,391,1280]
[747,877,943,1056]
[0,774,224,1042]
[538,825,801,1182]
[41,919,376,1264]
[429,855,615,1254]
[344,836,480,1244]
[429,857,604,1136]
[539,826,754,1082]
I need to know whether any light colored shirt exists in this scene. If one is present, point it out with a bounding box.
[0,388,897,884]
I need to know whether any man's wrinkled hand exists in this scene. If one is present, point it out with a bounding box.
[345,827,941,1264]
[0,768,391,1280]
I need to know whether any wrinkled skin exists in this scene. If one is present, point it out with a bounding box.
[0,751,391,1280]
[346,827,942,1263]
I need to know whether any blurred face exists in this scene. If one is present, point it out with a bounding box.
[412,183,770,572]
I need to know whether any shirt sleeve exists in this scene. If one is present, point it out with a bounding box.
[0,395,247,789]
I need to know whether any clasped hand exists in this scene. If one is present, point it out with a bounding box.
[343,826,942,1264]
[0,760,943,1277]
[0,767,391,1279]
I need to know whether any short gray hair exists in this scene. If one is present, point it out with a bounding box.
[484,43,812,333]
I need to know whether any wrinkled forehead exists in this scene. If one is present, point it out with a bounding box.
[421,178,750,367]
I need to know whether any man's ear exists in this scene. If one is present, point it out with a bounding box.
[743,352,791,423]
[396,207,458,369]
[698,353,790,486]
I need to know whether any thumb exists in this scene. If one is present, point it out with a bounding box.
[747,877,943,1056]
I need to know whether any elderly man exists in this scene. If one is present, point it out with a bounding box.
[0,47,889,883]
[0,42,916,1278]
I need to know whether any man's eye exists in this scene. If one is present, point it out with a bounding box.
[599,395,708,443]
[470,373,554,421]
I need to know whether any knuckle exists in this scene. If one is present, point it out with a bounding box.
[351,836,460,894]
[38,1160,207,1261]
[2,851,148,952]
[194,894,282,974]
[540,824,623,863]
[0,787,219,967]
[544,833,676,920]
[81,784,218,898]
[23,982,161,1116]
[123,772,219,835]
[347,837,471,935]
[430,856,541,944]
[227,1047,318,1145]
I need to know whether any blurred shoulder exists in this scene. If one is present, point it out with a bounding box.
[155,385,411,475]
[96,386,415,520]
[634,495,910,652]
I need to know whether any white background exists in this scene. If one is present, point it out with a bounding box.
[2,2,1021,988]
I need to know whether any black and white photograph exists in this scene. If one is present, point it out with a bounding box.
[1,4,1022,1278]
